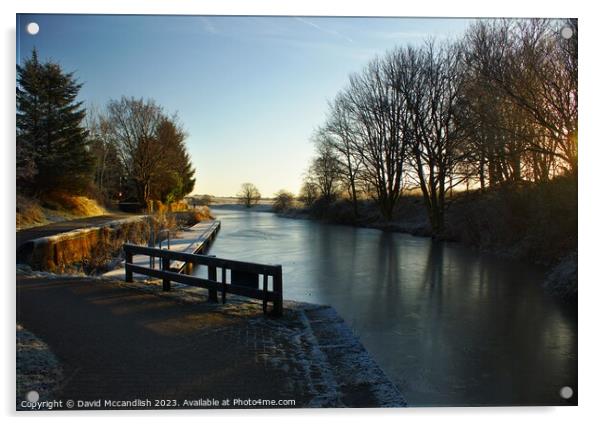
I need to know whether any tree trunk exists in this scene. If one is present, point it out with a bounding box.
[479,156,486,190]
[350,179,359,218]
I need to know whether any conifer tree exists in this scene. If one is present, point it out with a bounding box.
[17,48,94,194]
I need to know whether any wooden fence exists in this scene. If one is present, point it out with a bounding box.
[123,244,283,316]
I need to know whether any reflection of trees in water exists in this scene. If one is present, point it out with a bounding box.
[312,223,335,282]
[375,232,400,290]
[211,210,577,405]
[419,241,445,317]
[416,244,576,405]
[365,232,402,319]
[311,223,360,295]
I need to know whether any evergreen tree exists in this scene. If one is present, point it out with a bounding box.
[16,49,42,190]
[17,49,94,194]
[152,118,196,203]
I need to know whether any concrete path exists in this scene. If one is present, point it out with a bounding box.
[17,275,406,409]
[16,215,131,251]
[16,276,311,409]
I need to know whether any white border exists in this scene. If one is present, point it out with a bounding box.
[2,1,600,424]
[6,0,583,18]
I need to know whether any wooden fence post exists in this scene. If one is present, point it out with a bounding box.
[162,256,171,291]
[221,267,227,304]
[262,274,268,314]
[273,266,283,317]
[208,266,218,302]
[125,248,133,283]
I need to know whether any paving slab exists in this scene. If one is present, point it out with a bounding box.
[16,274,405,409]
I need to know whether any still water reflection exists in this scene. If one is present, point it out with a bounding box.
[198,206,577,406]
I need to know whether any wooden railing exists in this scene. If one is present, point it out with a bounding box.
[123,244,283,316]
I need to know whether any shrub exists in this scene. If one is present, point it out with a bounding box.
[272,190,295,213]
[445,175,577,265]
[16,195,45,228]
[174,206,214,227]
[16,193,106,229]
[198,195,213,206]
[42,191,105,217]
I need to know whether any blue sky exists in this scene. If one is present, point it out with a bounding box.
[17,14,474,196]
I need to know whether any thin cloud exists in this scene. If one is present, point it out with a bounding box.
[376,31,430,40]
[295,17,353,43]
[199,17,218,34]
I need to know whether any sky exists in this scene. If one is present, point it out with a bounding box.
[17,14,474,197]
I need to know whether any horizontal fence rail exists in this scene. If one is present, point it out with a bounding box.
[123,243,283,316]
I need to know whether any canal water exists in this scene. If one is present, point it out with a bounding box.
[198,206,577,407]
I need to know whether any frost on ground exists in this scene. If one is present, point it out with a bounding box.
[99,277,407,407]
[544,250,577,301]
[16,324,63,409]
[16,271,406,407]
[17,263,87,279]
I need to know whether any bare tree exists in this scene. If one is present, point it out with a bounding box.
[463,19,577,176]
[105,97,166,208]
[340,54,411,220]
[298,177,319,208]
[272,189,295,212]
[308,134,342,201]
[455,74,533,188]
[86,104,124,199]
[237,183,261,208]
[301,18,577,236]
[396,42,466,235]
[103,96,195,209]
[323,93,365,217]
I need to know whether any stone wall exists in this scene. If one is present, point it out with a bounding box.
[17,217,150,272]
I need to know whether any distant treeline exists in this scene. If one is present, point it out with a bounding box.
[300,19,577,236]
[16,49,195,209]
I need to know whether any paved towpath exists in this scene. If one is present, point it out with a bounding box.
[16,215,131,251]
[16,276,312,408]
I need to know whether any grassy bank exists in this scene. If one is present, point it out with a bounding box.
[278,176,577,300]
[17,193,106,230]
